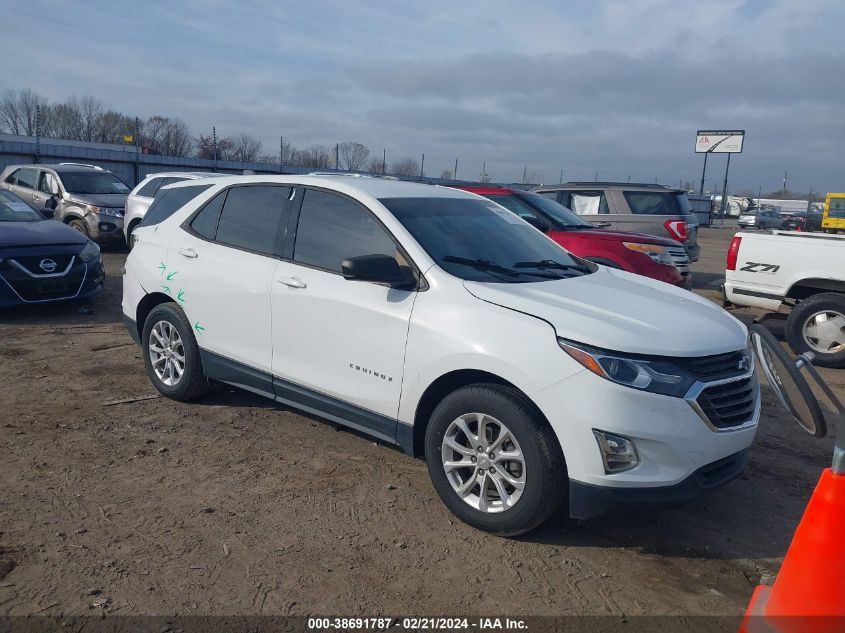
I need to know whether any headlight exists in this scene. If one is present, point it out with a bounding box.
[622,242,674,266]
[88,205,122,217]
[558,339,696,397]
[79,240,100,262]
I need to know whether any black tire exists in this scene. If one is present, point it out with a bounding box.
[424,384,567,536]
[141,302,209,400]
[785,292,845,368]
[68,218,90,237]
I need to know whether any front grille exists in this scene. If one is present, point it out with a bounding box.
[695,376,758,429]
[667,246,689,272]
[679,350,748,382]
[0,262,86,302]
[6,254,75,275]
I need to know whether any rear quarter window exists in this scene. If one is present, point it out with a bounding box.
[139,185,213,228]
[623,191,690,215]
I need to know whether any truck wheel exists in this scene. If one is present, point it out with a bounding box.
[68,218,90,237]
[424,384,567,536]
[785,293,845,368]
[142,303,210,400]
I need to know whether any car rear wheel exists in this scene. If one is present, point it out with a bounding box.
[142,303,209,400]
[68,218,90,237]
[785,293,845,368]
[424,384,567,536]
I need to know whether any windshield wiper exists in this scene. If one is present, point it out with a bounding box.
[513,259,592,274]
[442,255,560,279]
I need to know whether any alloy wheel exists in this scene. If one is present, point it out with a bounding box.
[148,320,186,386]
[440,412,526,513]
[802,310,845,354]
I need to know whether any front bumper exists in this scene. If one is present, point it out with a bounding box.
[86,212,125,243]
[0,253,104,308]
[531,367,759,518]
[569,449,749,519]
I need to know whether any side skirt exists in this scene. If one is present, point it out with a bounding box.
[201,350,411,453]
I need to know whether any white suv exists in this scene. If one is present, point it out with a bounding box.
[123,175,759,535]
[124,172,220,247]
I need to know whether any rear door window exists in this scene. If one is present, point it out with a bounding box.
[139,184,213,228]
[214,185,290,256]
[15,168,39,190]
[136,177,164,198]
[569,191,609,215]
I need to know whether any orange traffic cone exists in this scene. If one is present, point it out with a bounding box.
[740,467,845,633]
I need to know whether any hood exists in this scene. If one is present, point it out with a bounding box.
[463,267,747,357]
[0,219,88,248]
[551,228,679,246]
[67,193,128,207]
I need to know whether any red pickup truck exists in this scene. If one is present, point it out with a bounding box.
[454,186,691,288]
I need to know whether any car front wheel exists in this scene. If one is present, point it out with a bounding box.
[424,384,567,536]
[142,302,209,400]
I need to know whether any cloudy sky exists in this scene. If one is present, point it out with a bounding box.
[1,0,843,192]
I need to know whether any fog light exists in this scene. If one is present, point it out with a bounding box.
[99,222,116,232]
[593,430,639,473]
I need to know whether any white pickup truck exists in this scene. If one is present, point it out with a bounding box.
[724,230,845,367]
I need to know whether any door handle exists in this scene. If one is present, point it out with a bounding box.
[277,275,306,289]
[178,248,198,258]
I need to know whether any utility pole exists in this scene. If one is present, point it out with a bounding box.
[720,153,732,214]
[594,172,598,183]
[279,136,284,173]
[134,117,141,184]
[783,171,788,198]
[382,149,386,174]
[523,165,527,185]
[335,143,340,170]
[212,126,218,172]
[454,158,458,181]
[34,103,40,164]
[420,153,425,180]
[559,169,563,184]
[757,185,762,208]
[481,162,486,182]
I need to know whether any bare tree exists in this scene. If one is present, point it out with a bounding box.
[143,116,193,156]
[42,100,83,139]
[337,141,370,171]
[78,95,104,142]
[391,157,420,177]
[0,88,46,135]
[195,133,235,160]
[94,110,134,144]
[367,155,385,173]
[440,169,453,180]
[293,145,332,168]
[231,133,263,162]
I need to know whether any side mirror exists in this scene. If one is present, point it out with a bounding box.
[342,254,416,288]
[523,216,549,232]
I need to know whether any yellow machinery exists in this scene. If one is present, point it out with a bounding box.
[822,193,845,232]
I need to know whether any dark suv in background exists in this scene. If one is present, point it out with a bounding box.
[532,182,700,261]
[0,163,130,244]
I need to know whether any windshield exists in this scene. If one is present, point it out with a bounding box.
[623,191,693,215]
[0,189,42,222]
[59,171,130,195]
[380,196,587,283]
[828,198,845,219]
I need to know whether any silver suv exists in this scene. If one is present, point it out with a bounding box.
[0,163,130,243]
[533,182,700,261]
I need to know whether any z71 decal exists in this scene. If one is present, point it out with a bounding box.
[740,261,780,274]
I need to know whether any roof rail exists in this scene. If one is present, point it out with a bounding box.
[58,162,104,170]
[307,171,370,178]
[552,181,673,188]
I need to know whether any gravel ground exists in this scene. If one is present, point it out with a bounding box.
[0,229,840,618]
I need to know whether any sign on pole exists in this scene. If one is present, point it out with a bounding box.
[696,130,745,153]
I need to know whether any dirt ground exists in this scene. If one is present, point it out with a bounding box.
[0,229,840,618]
